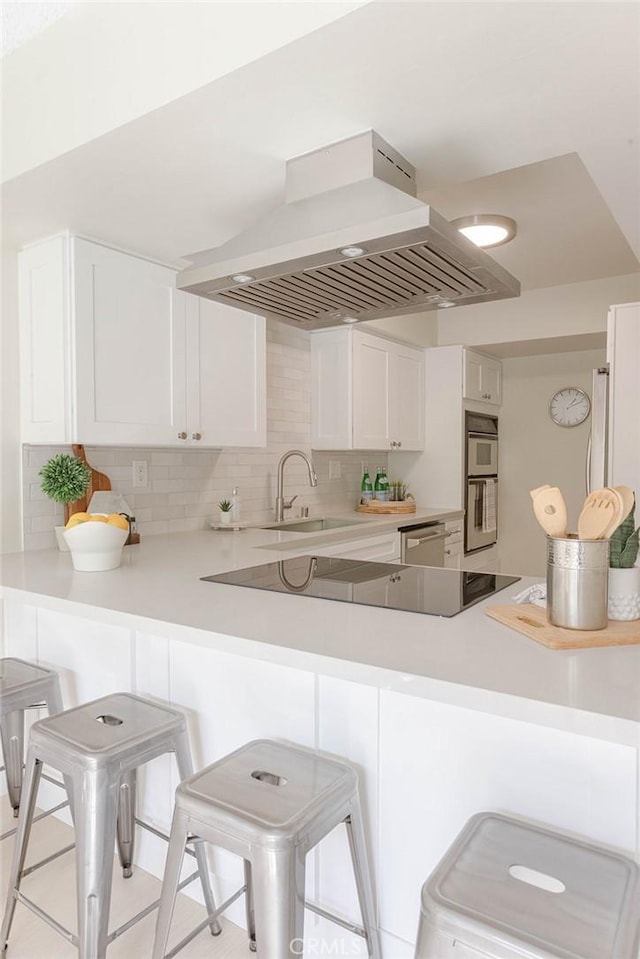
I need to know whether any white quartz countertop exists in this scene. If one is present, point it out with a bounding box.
[2,507,640,742]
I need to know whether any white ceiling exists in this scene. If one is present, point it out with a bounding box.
[2,1,639,293]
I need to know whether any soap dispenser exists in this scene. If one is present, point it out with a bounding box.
[231,487,241,523]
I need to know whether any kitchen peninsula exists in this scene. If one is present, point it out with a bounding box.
[2,519,640,955]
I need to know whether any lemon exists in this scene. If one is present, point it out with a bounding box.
[88,515,108,523]
[65,512,90,528]
[107,513,129,531]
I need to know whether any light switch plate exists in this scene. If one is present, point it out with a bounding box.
[329,459,341,480]
[132,460,148,488]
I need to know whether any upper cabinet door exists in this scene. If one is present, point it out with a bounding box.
[73,239,187,445]
[463,349,502,405]
[186,298,266,448]
[389,343,424,450]
[352,330,391,449]
[19,236,71,443]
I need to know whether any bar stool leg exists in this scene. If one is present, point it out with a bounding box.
[45,677,76,823]
[250,846,306,959]
[1,746,43,949]
[0,709,24,816]
[116,769,136,878]
[152,806,190,959]
[344,801,381,959]
[73,768,119,959]
[244,860,257,952]
[173,731,221,936]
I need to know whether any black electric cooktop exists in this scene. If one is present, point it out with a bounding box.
[202,557,520,618]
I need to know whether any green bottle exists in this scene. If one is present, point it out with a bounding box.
[375,466,389,503]
[361,466,373,505]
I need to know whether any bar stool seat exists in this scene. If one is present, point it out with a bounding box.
[414,811,640,959]
[0,657,64,818]
[1,692,221,959]
[153,739,381,959]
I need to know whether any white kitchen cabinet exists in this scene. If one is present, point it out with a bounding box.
[463,348,502,405]
[312,530,401,562]
[185,297,266,448]
[311,327,424,451]
[19,235,266,448]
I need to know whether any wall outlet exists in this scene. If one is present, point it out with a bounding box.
[329,459,341,480]
[132,460,148,488]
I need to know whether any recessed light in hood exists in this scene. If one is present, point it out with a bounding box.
[177,131,520,329]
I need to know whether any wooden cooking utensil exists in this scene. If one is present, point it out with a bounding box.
[613,485,635,522]
[601,486,626,538]
[577,488,618,540]
[530,486,568,537]
[529,484,552,501]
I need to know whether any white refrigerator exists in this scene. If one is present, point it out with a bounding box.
[590,303,640,498]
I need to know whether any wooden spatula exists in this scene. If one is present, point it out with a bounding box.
[601,487,626,538]
[577,488,618,540]
[613,485,635,522]
[530,486,568,538]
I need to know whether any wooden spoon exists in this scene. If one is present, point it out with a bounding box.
[577,488,618,539]
[530,486,568,538]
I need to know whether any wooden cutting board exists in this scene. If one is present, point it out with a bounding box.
[63,445,111,523]
[485,603,640,649]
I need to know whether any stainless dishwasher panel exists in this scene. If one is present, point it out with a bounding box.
[401,522,446,566]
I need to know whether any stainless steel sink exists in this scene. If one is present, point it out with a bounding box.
[261,517,367,533]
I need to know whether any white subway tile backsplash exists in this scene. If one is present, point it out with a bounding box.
[22,319,387,549]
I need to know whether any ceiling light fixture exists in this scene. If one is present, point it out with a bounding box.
[341,315,359,324]
[339,246,367,258]
[450,215,517,249]
[230,273,255,284]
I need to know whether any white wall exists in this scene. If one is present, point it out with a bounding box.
[499,348,606,577]
[1,1,365,183]
[436,272,640,349]
[364,312,438,347]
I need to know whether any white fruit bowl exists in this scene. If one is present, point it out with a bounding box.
[63,522,128,571]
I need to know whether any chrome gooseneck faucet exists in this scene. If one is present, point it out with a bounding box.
[275,450,318,522]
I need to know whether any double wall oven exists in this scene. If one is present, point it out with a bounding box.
[465,412,498,554]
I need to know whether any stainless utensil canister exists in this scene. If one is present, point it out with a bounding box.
[546,535,609,630]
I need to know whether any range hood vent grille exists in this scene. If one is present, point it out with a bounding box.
[218,241,488,325]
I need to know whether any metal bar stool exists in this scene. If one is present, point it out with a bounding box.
[414,811,640,959]
[1,692,222,959]
[0,657,65,819]
[152,739,381,959]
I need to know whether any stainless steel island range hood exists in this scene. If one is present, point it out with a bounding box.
[177,131,520,329]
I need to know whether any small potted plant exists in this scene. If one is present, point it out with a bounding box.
[218,499,233,525]
[608,497,640,620]
[39,454,91,550]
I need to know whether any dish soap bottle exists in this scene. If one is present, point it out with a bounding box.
[361,466,373,505]
[231,487,241,523]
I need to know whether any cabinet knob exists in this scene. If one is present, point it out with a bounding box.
[397,440,402,448]
[178,431,187,440]
[192,432,202,441]
[445,548,452,555]
[390,441,396,449]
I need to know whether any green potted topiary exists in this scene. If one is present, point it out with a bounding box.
[608,496,640,620]
[39,453,91,550]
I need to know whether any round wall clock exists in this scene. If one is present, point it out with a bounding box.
[549,387,591,427]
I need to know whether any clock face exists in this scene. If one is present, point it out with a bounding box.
[549,387,591,427]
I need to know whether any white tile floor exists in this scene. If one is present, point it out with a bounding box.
[0,804,248,959]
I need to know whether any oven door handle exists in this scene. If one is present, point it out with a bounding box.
[405,531,448,548]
